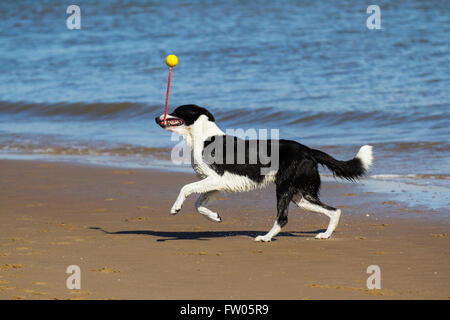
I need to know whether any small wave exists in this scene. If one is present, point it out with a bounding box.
[370,174,450,181]
[0,143,172,160]
[1,101,448,128]
[374,141,450,152]
[214,106,293,123]
[0,101,160,119]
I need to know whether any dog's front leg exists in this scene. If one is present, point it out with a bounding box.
[170,178,220,215]
[255,185,293,242]
[170,186,189,215]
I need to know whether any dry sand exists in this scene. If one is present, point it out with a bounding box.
[0,159,448,300]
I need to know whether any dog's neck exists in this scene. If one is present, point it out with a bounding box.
[183,115,224,152]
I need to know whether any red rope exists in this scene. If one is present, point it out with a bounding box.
[163,66,172,124]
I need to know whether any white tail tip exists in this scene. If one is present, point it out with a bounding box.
[356,145,373,171]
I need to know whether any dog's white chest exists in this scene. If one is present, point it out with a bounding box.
[190,145,213,179]
[192,162,209,179]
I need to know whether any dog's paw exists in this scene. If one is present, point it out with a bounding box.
[205,213,222,223]
[197,207,222,223]
[170,205,181,215]
[315,232,330,239]
[254,235,272,242]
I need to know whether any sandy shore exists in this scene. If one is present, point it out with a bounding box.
[0,159,448,299]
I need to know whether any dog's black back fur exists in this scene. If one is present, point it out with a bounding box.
[203,136,367,228]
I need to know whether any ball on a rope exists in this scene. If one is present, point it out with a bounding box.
[165,55,178,67]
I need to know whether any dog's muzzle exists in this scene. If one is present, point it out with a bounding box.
[155,116,184,128]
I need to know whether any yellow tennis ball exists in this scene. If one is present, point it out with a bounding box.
[165,55,178,67]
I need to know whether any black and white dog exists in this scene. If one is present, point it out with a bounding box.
[156,105,373,242]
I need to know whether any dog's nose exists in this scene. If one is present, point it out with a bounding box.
[155,117,161,125]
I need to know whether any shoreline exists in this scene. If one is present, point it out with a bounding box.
[0,159,449,299]
[2,156,448,221]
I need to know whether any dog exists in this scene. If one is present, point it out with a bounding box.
[156,104,373,242]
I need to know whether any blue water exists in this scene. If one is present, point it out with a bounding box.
[0,0,449,211]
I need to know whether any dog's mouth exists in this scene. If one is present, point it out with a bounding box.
[155,117,184,128]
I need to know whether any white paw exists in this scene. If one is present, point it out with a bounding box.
[198,207,222,223]
[170,204,181,215]
[315,232,330,239]
[204,213,222,223]
[255,235,272,242]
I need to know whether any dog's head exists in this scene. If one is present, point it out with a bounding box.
[155,104,215,136]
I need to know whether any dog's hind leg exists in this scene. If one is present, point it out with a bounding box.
[195,191,222,222]
[293,194,341,239]
[255,185,294,242]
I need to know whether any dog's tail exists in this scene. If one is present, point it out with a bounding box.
[311,145,373,181]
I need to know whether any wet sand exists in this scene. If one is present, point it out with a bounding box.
[0,159,449,299]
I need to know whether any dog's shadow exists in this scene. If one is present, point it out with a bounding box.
[89,227,325,242]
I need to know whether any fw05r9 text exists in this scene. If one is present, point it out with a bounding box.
[224,304,269,315]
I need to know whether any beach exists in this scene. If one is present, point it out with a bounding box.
[0,159,448,300]
[0,0,448,301]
